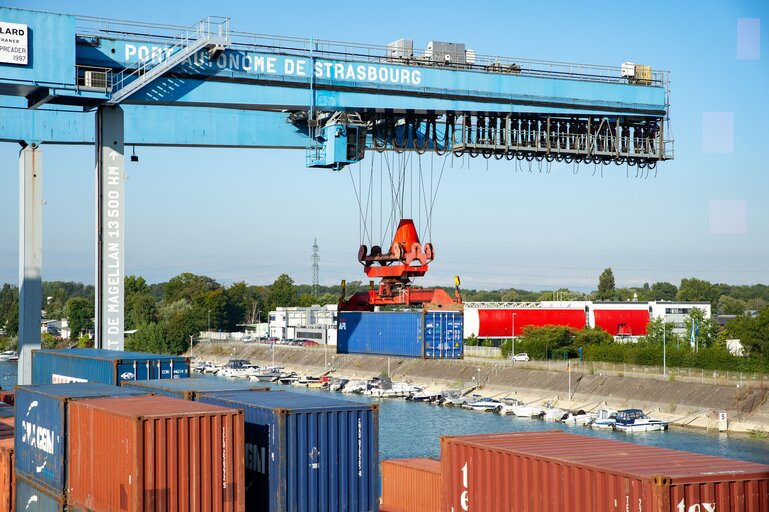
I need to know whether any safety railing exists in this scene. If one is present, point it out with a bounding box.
[75,15,668,89]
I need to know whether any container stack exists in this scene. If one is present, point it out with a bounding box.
[198,390,380,512]
[438,430,769,512]
[31,349,190,385]
[337,310,464,359]
[13,383,154,508]
[67,395,245,511]
[380,458,442,512]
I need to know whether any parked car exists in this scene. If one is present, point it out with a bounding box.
[512,353,530,362]
[302,340,319,346]
[242,335,253,342]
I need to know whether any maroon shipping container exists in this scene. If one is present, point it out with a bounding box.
[381,458,442,512]
[0,438,13,512]
[67,395,245,512]
[442,431,769,512]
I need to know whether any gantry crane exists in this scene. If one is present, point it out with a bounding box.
[0,7,672,383]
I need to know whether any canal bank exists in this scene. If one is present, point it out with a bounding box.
[189,343,769,436]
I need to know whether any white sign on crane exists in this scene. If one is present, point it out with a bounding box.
[0,21,28,65]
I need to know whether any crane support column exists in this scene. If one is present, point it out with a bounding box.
[18,144,43,385]
[95,106,125,350]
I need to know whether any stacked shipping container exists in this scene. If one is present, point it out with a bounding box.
[31,349,190,385]
[198,390,380,512]
[67,395,246,511]
[380,458,441,512]
[338,310,463,359]
[440,431,769,512]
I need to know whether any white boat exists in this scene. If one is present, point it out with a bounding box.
[293,375,321,386]
[407,391,442,402]
[249,366,284,382]
[192,360,217,373]
[217,360,258,378]
[276,372,299,385]
[329,378,349,392]
[613,409,669,432]
[0,351,19,362]
[558,409,596,426]
[588,408,618,429]
[542,407,567,422]
[341,380,367,394]
[366,382,421,398]
[464,397,503,412]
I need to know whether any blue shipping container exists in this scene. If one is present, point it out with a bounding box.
[14,474,65,512]
[122,376,269,400]
[14,383,152,494]
[198,390,379,512]
[31,348,190,385]
[337,311,464,359]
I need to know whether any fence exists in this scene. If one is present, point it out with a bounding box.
[464,346,503,358]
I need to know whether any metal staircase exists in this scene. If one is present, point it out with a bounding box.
[105,16,230,105]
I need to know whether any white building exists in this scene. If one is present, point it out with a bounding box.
[268,305,338,345]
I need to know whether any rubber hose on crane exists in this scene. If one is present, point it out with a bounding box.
[414,118,428,154]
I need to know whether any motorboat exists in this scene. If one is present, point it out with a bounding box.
[0,351,18,362]
[276,372,299,385]
[588,408,618,429]
[542,407,567,422]
[307,376,331,389]
[341,380,367,394]
[613,409,669,432]
[192,360,217,373]
[217,359,258,378]
[366,382,421,398]
[497,399,544,418]
[464,397,503,412]
[329,378,349,392]
[249,366,284,382]
[406,391,442,402]
[558,409,596,426]
[440,389,469,407]
[293,375,321,387]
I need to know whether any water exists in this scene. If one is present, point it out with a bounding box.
[7,363,768,464]
[243,378,769,465]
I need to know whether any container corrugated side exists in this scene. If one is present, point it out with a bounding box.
[338,311,424,358]
[0,439,13,512]
[67,395,245,512]
[31,348,190,385]
[380,458,441,512]
[441,430,769,512]
[122,377,269,400]
[14,383,152,495]
[14,473,65,512]
[198,390,379,512]
[424,311,464,359]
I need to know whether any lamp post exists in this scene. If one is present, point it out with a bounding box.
[511,313,517,363]
[663,319,667,379]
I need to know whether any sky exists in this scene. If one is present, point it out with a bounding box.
[1,0,768,292]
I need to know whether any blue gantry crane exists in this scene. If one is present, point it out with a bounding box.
[0,7,672,383]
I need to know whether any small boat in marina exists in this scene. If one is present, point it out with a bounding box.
[329,378,349,392]
[276,372,299,385]
[293,375,322,387]
[464,397,503,412]
[192,360,217,373]
[217,359,258,378]
[497,398,544,418]
[613,409,669,432]
[341,380,367,394]
[588,408,618,429]
[0,351,18,362]
[249,365,284,382]
[366,382,422,398]
[407,391,442,402]
[440,389,469,407]
[558,409,596,426]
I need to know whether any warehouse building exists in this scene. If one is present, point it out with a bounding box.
[268,305,338,345]
[463,301,711,341]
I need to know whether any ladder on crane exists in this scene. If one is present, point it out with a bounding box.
[105,16,230,105]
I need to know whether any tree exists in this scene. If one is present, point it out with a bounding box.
[649,282,678,301]
[574,326,613,346]
[268,274,298,311]
[164,273,221,303]
[683,307,717,350]
[65,297,94,340]
[677,278,719,306]
[717,295,747,316]
[519,325,576,359]
[596,268,616,300]
[643,316,681,347]
[727,307,769,360]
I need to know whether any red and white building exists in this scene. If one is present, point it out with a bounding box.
[463,301,711,340]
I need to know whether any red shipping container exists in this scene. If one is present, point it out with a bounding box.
[0,439,13,512]
[442,431,769,512]
[67,395,245,512]
[381,458,442,512]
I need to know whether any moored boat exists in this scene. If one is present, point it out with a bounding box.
[613,409,669,432]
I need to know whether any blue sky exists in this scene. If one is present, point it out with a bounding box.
[1,0,767,291]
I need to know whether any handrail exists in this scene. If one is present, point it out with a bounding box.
[75,15,668,89]
[106,16,230,94]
